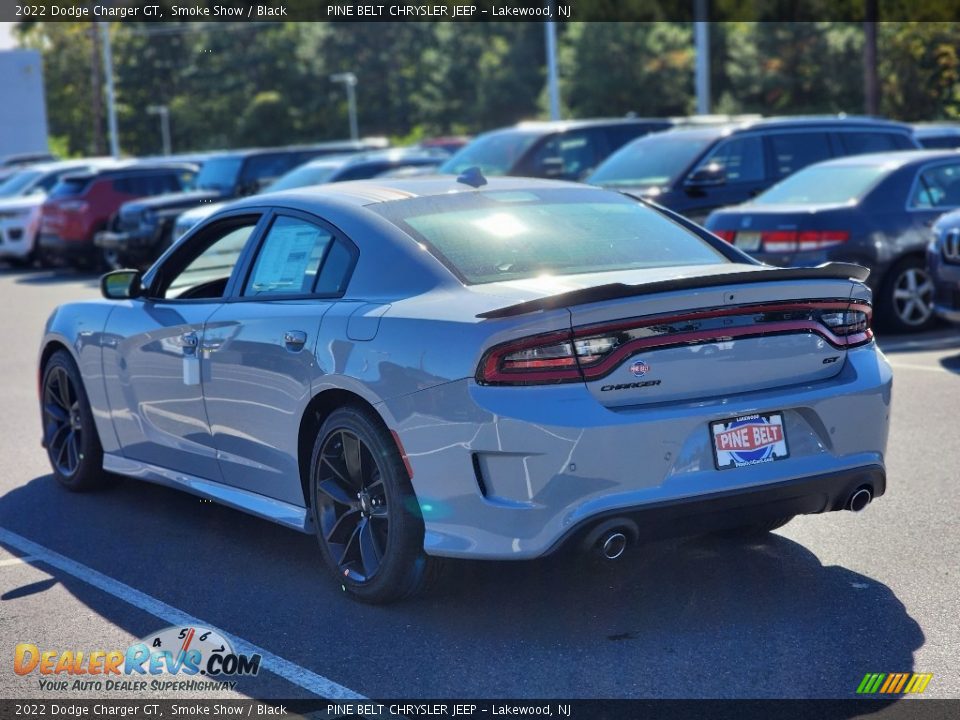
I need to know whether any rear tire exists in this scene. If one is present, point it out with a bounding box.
[879,256,936,333]
[309,406,440,604]
[41,350,106,491]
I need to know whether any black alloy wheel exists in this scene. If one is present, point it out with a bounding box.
[41,350,105,490]
[309,406,440,603]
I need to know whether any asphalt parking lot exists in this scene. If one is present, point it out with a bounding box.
[0,265,957,701]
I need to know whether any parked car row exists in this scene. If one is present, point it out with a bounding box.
[4,116,960,333]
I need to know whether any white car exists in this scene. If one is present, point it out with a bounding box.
[0,159,115,265]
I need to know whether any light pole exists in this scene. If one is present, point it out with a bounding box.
[694,0,710,115]
[330,72,359,141]
[544,9,561,120]
[100,22,120,157]
[147,105,171,155]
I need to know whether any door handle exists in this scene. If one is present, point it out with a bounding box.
[179,331,199,349]
[284,330,308,350]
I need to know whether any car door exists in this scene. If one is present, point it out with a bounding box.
[102,212,265,480]
[681,133,768,223]
[201,210,358,504]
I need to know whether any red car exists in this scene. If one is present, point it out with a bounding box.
[38,163,196,268]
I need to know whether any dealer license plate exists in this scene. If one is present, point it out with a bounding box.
[711,412,789,470]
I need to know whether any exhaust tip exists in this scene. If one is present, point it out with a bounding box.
[601,531,627,560]
[848,487,872,513]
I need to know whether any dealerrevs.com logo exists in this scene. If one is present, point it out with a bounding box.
[14,626,261,692]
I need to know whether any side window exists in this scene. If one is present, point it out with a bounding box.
[112,177,134,195]
[769,132,832,178]
[157,217,260,300]
[694,135,765,183]
[243,216,334,296]
[531,131,602,180]
[604,124,652,151]
[314,238,356,296]
[909,163,960,209]
[837,132,902,156]
[241,153,301,184]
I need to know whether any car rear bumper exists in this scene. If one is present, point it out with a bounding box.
[382,344,892,559]
[548,464,885,555]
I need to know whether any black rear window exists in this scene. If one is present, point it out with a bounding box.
[373,187,728,285]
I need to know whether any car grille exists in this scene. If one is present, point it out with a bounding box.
[944,228,960,264]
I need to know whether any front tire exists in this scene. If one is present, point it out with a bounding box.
[309,406,439,604]
[41,350,106,490]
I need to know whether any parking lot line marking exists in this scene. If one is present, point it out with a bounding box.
[889,362,953,374]
[0,527,365,700]
[0,555,36,567]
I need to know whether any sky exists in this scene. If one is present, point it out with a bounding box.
[0,23,16,51]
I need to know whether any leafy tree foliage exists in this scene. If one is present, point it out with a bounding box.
[13,21,960,157]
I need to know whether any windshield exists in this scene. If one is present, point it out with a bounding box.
[588,134,714,187]
[0,170,43,198]
[195,156,243,192]
[374,188,727,285]
[265,163,342,192]
[753,164,890,206]
[438,130,542,176]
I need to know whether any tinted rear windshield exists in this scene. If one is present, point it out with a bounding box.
[753,164,891,206]
[196,156,243,192]
[438,130,542,176]
[373,188,728,285]
[588,134,714,187]
[49,176,92,198]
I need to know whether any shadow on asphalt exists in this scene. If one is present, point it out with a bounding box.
[876,327,960,354]
[10,269,100,287]
[0,472,924,701]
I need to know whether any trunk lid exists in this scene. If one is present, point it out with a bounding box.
[568,274,862,408]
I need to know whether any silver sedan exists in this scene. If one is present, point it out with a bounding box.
[39,176,892,603]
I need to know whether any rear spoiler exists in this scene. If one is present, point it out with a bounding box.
[476,263,870,320]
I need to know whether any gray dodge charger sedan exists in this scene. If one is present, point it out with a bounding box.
[39,175,892,603]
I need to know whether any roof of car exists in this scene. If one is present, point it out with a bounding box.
[651,115,914,141]
[497,118,674,134]
[799,149,960,170]
[60,162,199,181]
[299,148,447,169]
[912,123,960,137]
[230,175,594,210]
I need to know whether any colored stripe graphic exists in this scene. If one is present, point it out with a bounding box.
[857,672,932,694]
[904,673,934,694]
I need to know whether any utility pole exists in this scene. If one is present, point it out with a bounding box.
[545,8,561,120]
[694,0,710,115]
[100,22,120,157]
[89,23,105,155]
[864,0,880,116]
[330,72,359,141]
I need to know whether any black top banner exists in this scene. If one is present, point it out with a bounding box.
[6,0,960,23]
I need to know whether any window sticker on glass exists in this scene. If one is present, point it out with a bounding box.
[245,217,332,295]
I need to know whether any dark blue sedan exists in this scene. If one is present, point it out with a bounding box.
[706,150,960,332]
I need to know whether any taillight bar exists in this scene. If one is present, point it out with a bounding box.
[713,229,849,252]
[477,299,873,386]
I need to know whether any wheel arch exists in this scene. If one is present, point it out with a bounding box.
[297,387,395,508]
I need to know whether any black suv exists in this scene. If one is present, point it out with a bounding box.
[96,141,385,267]
[588,116,921,222]
[438,118,675,181]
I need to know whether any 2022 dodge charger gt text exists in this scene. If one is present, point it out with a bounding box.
[38,176,892,603]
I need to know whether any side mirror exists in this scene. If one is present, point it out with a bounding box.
[539,157,566,179]
[101,269,143,300]
[685,163,727,188]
